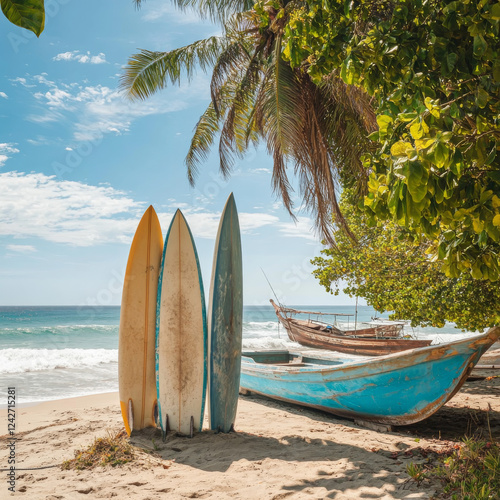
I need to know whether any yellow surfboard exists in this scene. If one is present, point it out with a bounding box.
[118,206,163,435]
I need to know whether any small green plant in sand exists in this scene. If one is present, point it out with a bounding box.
[62,431,134,470]
[407,437,500,499]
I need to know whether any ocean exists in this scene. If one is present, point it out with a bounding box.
[0,305,480,406]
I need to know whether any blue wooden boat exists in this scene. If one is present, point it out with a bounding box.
[240,328,500,426]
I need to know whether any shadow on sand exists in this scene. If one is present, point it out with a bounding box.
[130,421,423,499]
[126,377,499,499]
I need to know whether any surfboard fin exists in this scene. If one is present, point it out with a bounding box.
[153,401,158,426]
[120,400,133,436]
[189,416,194,438]
[162,414,169,442]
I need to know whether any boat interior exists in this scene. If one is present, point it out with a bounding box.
[242,350,346,367]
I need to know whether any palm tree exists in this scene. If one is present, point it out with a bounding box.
[122,0,376,246]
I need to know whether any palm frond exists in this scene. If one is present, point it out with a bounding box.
[254,45,303,218]
[271,150,296,219]
[171,0,255,25]
[121,36,225,100]
[210,41,251,116]
[256,37,303,156]
[185,102,222,185]
[219,46,264,150]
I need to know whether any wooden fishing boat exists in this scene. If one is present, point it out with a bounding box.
[271,300,431,355]
[271,301,403,338]
[240,327,500,426]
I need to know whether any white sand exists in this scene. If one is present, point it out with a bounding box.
[1,371,499,500]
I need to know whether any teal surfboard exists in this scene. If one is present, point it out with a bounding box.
[208,193,243,433]
[156,210,207,437]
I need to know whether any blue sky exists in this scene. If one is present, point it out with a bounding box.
[0,0,357,306]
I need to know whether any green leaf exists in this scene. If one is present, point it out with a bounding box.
[476,87,489,108]
[494,60,500,83]
[446,52,458,72]
[377,114,393,135]
[450,102,460,119]
[415,138,436,150]
[434,142,449,168]
[0,0,45,37]
[473,217,484,233]
[473,34,487,59]
[391,141,412,156]
[438,242,446,260]
[410,120,429,140]
[435,181,445,203]
[406,163,428,203]
[479,189,493,204]
[486,144,497,166]
[493,214,500,227]
[491,2,500,20]
[478,230,488,246]
[399,112,418,122]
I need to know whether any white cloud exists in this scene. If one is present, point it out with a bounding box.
[10,77,36,88]
[0,92,7,99]
[33,73,55,87]
[73,86,186,142]
[0,171,144,246]
[6,245,37,254]
[248,168,271,174]
[0,172,282,246]
[53,51,107,64]
[27,136,52,146]
[141,4,206,24]
[53,51,74,62]
[278,217,318,241]
[0,143,20,167]
[239,213,279,231]
[23,74,191,141]
[157,209,279,239]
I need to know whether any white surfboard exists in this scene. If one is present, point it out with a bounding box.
[119,206,163,435]
[156,209,207,437]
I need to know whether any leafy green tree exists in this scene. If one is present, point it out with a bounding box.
[1,0,45,36]
[312,194,500,330]
[122,0,376,245]
[284,0,500,280]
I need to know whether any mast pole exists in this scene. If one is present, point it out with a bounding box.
[355,296,358,333]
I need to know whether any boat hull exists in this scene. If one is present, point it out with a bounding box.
[286,319,431,355]
[240,328,500,426]
[270,301,431,355]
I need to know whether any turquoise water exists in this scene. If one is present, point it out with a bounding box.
[0,305,474,404]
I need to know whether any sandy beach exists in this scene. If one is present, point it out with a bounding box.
[1,357,499,500]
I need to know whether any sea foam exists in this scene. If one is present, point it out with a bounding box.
[0,348,118,374]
